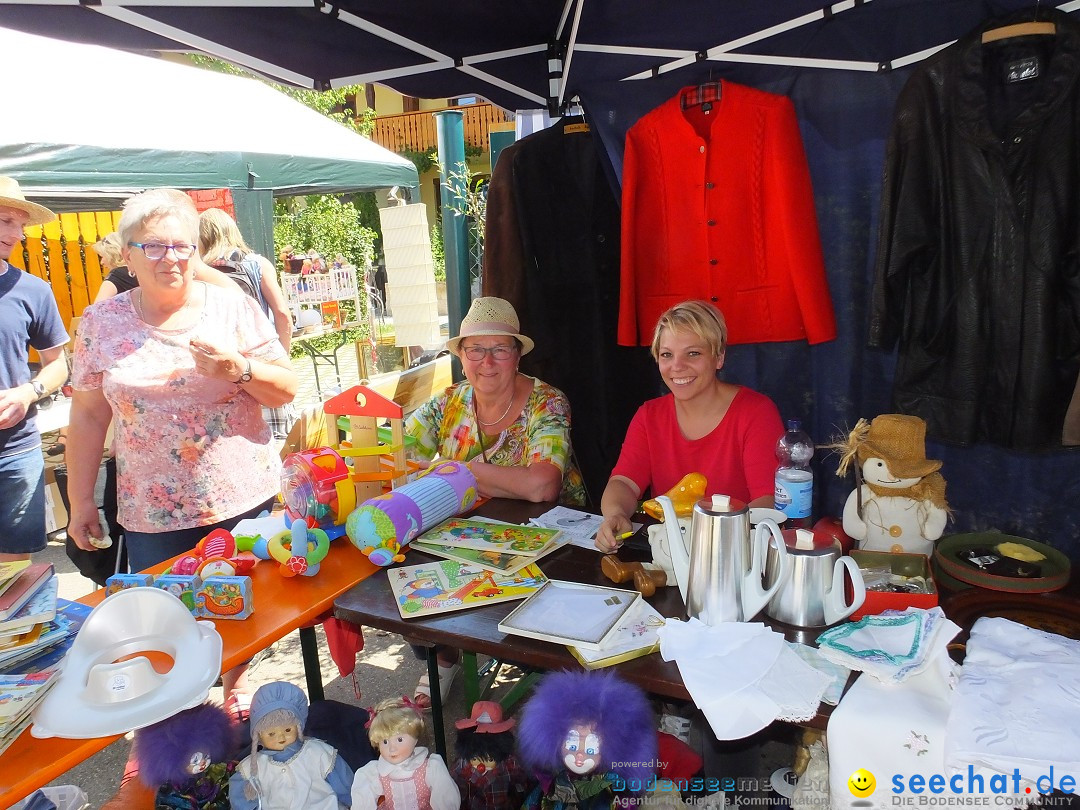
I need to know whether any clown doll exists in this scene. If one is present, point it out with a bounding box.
[351,696,460,810]
[451,701,533,810]
[518,671,656,810]
[134,702,238,810]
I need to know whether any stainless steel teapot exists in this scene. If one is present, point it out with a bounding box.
[763,528,865,627]
[658,493,790,624]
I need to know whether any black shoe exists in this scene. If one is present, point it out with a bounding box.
[45,443,66,457]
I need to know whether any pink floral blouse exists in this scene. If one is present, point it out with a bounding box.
[72,283,286,532]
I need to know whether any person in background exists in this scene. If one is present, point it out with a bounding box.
[0,177,69,562]
[66,187,297,722]
[199,207,296,442]
[92,231,137,301]
[596,300,783,552]
[404,296,586,708]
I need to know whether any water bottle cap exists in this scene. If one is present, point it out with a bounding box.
[786,419,802,431]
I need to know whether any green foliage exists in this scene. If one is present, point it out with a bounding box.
[401,147,439,175]
[273,195,376,270]
[350,191,383,256]
[290,327,368,360]
[430,223,446,282]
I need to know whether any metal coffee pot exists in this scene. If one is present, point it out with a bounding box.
[763,528,866,627]
[658,493,791,624]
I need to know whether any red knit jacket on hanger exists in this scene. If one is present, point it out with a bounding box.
[618,81,836,347]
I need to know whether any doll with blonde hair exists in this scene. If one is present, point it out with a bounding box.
[351,696,460,810]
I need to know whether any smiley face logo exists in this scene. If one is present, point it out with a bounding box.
[848,769,876,797]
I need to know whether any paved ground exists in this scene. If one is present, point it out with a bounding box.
[34,333,794,808]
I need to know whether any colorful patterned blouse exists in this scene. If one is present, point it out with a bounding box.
[405,376,586,506]
[72,283,286,532]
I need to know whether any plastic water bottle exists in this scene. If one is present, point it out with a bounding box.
[775,419,814,526]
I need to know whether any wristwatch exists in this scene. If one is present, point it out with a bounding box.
[235,359,253,385]
[30,379,46,399]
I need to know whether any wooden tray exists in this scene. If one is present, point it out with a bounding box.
[932,533,1070,594]
[943,588,1080,641]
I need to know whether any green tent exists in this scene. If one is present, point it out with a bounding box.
[0,26,418,255]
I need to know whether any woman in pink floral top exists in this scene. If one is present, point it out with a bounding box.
[404,297,585,707]
[66,189,297,571]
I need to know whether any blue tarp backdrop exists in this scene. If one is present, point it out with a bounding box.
[0,0,1076,555]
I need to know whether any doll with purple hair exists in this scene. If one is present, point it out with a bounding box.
[133,702,239,810]
[517,670,658,810]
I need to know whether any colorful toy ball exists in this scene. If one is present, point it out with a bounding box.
[346,460,477,566]
[281,447,352,540]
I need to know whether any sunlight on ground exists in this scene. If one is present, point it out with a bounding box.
[359,638,406,672]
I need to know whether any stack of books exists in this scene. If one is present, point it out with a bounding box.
[0,563,58,648]
[0,563,91,754]
[410,517,566,575]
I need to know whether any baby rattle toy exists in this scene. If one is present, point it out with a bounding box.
[833,414,950,556]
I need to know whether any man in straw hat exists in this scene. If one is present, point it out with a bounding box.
[0,176,69,561]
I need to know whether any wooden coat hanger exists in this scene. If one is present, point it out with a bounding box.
[982,3,1056,44]
[982,20,1056,44]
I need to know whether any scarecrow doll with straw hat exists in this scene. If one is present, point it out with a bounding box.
[834,414,950,556]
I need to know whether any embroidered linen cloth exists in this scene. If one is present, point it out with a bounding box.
[658,618,829,740]
[944,616,1080,791]
[827,650,957,810]
[815,607,959,683]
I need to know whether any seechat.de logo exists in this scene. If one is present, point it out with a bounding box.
[849,769,877,798]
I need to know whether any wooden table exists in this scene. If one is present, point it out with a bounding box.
[333,498,836,755]
[0,538,378,808]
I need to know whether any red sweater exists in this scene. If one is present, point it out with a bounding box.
[611,387,783,503]
[619,81,836,347]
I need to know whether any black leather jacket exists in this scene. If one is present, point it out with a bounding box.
[870,8,1080,452]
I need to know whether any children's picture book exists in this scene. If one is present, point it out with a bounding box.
[0,576,57,637]
[387,559,548,619]
[0,563,53,622]
[498,580,641,651]
[0,561,31,600]
[413,518,562,557]
[0,714,32,758]
[567,600,665,669]
[411,534,568,576]
[0,599,92,676]
[0,669,59,734]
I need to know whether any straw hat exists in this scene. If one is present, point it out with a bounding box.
[0,176,56,227]
[858,414,942,479]
[454,700,515,734]
[446,296,534,356]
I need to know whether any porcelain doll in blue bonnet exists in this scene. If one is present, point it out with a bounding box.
[229,681,353,810]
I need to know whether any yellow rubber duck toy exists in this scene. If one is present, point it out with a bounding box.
[642,472,707,520]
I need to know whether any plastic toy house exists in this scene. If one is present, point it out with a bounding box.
[322,385,408,503]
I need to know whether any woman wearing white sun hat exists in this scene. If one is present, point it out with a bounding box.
[404,296,586,707]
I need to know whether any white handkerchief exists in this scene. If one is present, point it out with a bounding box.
[660,619,827,740]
